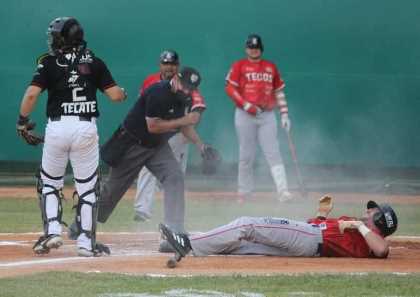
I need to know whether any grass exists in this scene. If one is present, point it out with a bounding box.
[1,193,420,236]
[1,190,419,296]
[0,193,419,235]
[1,272,420,297]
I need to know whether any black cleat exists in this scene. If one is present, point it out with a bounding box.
[159,223,191,257]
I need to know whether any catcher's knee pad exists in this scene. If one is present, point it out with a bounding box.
[36,168,64,235]
[74,169,100,249]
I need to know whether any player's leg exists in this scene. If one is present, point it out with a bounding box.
[98,144,153,223]
[33,121,70,254]
[147,143,185,233]
[133,133,188,222]
[69,121,101,256]
[169,132,189,174]
[190,216,322,257]
[257,111,291,201]
[235,108,258,199]
[133,167,157,221]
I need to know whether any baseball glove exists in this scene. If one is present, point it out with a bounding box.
[16,115,44,146]
[201,144,221,175]
[316,195,333,219]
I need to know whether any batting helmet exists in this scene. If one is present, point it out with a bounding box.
[367,200,398,237]
[160,50,179,64]
[246,34,264,52]
[47,17,85,54]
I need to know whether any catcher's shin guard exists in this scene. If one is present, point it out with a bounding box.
[36,168,65,235]
[74,169,100,251]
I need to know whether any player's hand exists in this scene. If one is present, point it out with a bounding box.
[243,102,262,116]
[338,220,363,234]
[281,113,291,132]
[184,111,200,125]
[16,115,44,146]
[317,195,333,218]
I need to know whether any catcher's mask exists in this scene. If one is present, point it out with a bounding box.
[367,200,398,237]
[47,17,85,55]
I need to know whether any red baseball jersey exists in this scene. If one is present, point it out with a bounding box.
[140,72,206,111]
[225,59,284,110]
[308,216,380,258]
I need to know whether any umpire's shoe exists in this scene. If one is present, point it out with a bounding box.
[77,242,111,257]
[33,234,63,254]
[159,223,191,257]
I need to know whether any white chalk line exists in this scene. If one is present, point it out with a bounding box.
[0,250,161,268]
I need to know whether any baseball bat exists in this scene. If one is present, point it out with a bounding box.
[286,130,307,198]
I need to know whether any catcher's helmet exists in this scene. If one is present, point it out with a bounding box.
[367,200,398,237]
[246,34,264,51]
[160,50,179,64]
[47,17,85,54]
[177,66,201,91]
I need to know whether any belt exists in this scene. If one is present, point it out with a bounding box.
[49,116,93,122]
[316,243,323,256]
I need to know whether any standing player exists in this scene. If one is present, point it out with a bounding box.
[225,34,292,202]
[134,50,206,222]
[17,17,126,256]
[160,197,398,260]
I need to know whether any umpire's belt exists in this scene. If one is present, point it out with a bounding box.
[49,116,93,122]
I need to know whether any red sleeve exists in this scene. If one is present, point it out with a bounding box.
[272,64,285,91]
[191,89,206,111]
[140,73,161,95]
[225,61,241,87]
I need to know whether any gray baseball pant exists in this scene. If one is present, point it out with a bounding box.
[190,216,323,257]
[134,133,189,218]
[235,108,288,195]
[98,141,186,232]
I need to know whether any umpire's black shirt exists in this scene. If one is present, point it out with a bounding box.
[123,80,190,148]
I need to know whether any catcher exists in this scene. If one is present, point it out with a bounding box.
[160,195,398,263]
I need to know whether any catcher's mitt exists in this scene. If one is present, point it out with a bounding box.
[200,144,221,175]
[16,115,44,146]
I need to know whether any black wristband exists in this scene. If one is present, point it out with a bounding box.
[17,114,29,125]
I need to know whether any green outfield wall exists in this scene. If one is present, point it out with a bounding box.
[1,0,420,168]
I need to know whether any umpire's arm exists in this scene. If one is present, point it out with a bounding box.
[146,112,200,134]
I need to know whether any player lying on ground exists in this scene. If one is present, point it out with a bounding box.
[159,196,398,261]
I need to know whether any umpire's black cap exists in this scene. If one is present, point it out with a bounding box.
[177,66,201,91]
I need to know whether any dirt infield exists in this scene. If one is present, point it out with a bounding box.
[1,232,420,278]
[1,187,420,277]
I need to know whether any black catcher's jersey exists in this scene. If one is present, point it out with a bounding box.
[30,50,116,118]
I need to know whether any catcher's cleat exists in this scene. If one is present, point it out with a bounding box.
[159,223,191,257]
[77,242,111,257]
[278,191,293,202]
[33,234,63,254]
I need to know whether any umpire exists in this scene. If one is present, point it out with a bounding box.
[98,67,204,239]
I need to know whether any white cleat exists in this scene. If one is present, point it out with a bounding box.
[278,191,293,202]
